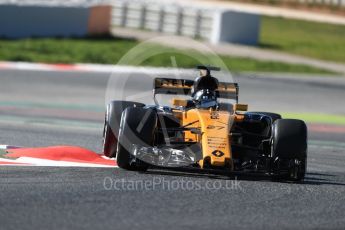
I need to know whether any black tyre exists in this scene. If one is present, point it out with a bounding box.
[103,101,144,158]
[117,107,157,171]
[271,119,307,181]
[249,112,282,123]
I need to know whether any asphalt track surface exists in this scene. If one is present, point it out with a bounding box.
[0,69,345,230]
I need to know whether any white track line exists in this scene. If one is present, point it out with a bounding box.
[0,61,192,74]
[0,156,118,168]
[0,145,118,168]
[14,157,117,168]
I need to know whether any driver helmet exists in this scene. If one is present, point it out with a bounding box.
[193,89,218,108]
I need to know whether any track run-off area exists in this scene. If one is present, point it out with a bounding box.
[0,67,344,229]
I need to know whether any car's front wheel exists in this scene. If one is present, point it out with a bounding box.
[103,101,144,158]
[116,107,157,171]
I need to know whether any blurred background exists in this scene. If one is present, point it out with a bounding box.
[0,0,344,133]
[0,0,344,73]
[0,0,345,130]
[1,1,345,230]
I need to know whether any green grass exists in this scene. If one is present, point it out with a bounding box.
[1,16,344,70]
[0,149,11,159]
[224,0,345,9]
[261,16,345,63]
[0,37,138,64]
[0,37,332,74]
[281,112,345,125]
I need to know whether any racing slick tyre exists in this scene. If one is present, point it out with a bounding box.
[249,112,282,123]
[271,119,307,181]
[116,107,157,171]
[103,101,145,158]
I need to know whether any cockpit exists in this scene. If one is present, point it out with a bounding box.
[191,66,220,109]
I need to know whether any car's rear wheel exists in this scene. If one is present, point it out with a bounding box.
[271,119,307,181]
[116,107,157,171]
[103,101,144,158]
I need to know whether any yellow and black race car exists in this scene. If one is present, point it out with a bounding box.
[103,66,307,181]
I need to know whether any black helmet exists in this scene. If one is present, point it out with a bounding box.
[193,89,218,108]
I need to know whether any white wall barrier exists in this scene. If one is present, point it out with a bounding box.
[293,0,345,7]
[0,4,112,38]
[0,1,260,45]
[0,5,88,38]
[211,11,260,45]
[111,1,260,45]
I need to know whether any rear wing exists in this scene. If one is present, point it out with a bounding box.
[153,78,239,104]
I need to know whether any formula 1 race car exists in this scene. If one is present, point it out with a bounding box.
[103,66,307,181]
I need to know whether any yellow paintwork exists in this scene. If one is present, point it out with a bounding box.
[234,104,248,111]
[171,98,247,170]
[172,98,188,107]
[156,77,242,170]
[177,108,234,169]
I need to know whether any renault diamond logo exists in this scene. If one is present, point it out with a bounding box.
[211,150,224,157]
